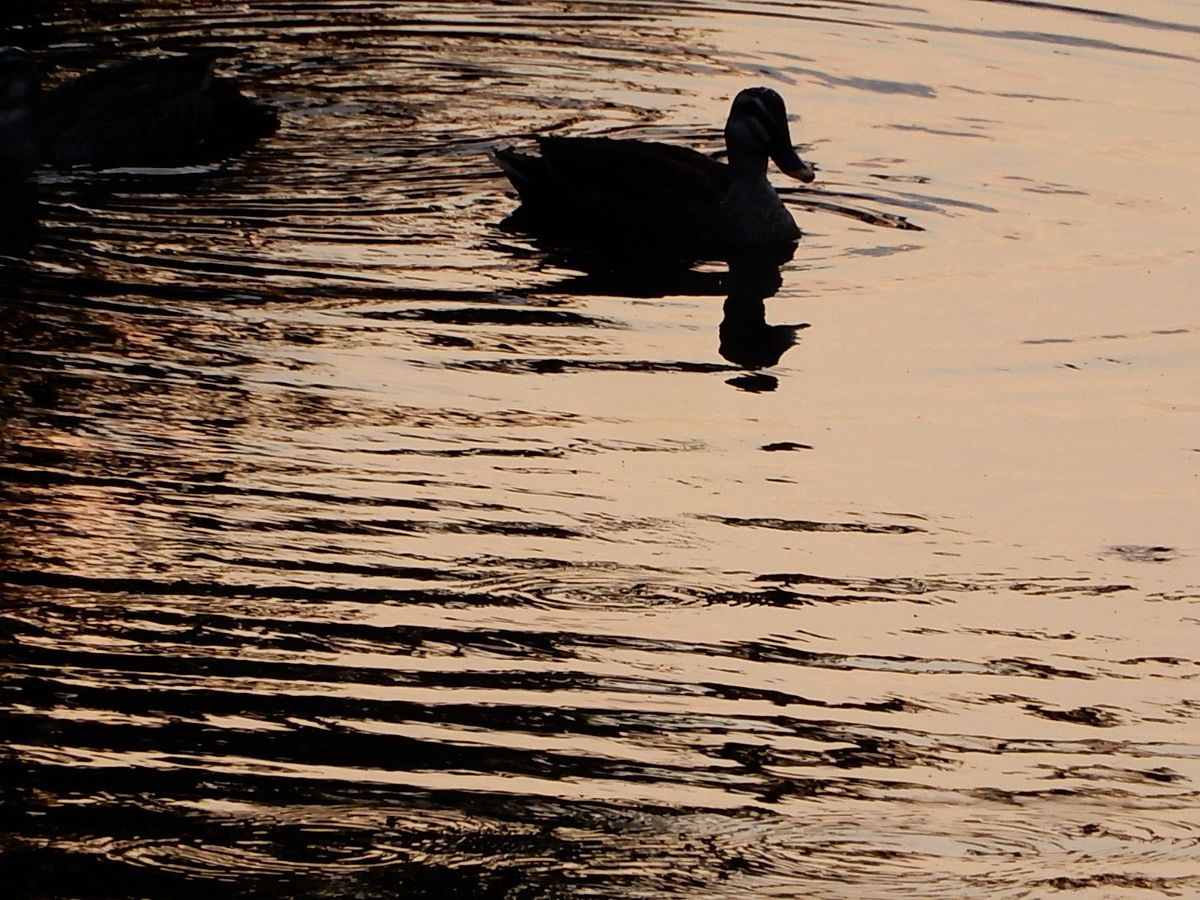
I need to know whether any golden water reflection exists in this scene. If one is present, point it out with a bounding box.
[1,1,1198,897]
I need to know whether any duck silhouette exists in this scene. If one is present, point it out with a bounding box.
[0,46,277,176]
[493,87,815,261]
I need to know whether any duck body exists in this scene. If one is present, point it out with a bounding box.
[0,47,276,176]
[494,87,815,261]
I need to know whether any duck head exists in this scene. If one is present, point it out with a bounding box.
[724,86,815,183]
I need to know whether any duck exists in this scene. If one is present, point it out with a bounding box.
[493,87,815,261]
[0,46,277,177]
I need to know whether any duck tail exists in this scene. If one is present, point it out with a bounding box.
[492,145,546,200]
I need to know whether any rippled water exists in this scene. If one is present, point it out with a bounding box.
[3,1,1199,897]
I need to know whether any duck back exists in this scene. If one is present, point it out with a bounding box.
[38,51,276,168]
[496,136,735,254]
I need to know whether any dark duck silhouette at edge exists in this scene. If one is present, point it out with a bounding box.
[0,46,277,177]
[493,87,815,262]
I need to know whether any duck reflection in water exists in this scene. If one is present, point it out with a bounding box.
[718,254,806,370]
[507,247,807,373]
[0,46,276,177]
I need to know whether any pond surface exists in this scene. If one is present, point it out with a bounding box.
[2,1,1199,897]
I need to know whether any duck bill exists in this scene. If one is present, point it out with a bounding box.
[771,144,815,183]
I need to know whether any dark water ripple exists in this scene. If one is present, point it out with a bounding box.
[4,1,1200,898]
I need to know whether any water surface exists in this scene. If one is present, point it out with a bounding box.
[2,1,1199,897]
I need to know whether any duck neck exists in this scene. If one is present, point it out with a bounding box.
[727,148,769,182]
[0,101,38,177]
[0,75,39,132]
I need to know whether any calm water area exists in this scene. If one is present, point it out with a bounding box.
[1,1,1199,897]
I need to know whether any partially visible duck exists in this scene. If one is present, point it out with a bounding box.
[0,48,40,176]
[0,46,277,176]
[493,87,815,260]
